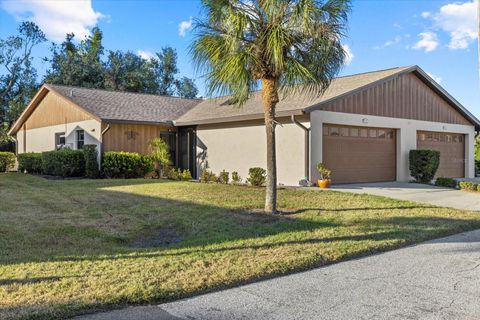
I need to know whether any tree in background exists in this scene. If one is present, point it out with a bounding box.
[104,51,157,93]
[153,47,179,96]
[176,77,199,98]
[44,28,105,88]
[0,21,45,123]
[193,0,350,213]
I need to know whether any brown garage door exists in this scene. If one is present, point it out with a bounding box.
[322,124,396,184]
[417,131,465,178]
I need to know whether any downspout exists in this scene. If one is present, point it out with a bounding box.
[291,114,310,182]
[100,123,111,170]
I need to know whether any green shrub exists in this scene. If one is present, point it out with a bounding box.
[218,170,229,184]
[409,150,440,183]
[0,152,15,172]
[231,171,242,184]
[83,145,99,178]
[200,169,217,183]
[477,184,480,192]
[435,177,457,189]
[165,166,179,180]
[247,167,266,187]
[149,138,171,177]
[103,151,154,179]
[476,160,480,177]
[181,169,193,180]
[458,181,477,191]
[17,153,43,173]
[42,149,85,177]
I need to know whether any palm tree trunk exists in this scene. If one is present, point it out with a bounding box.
[262,77,279,214]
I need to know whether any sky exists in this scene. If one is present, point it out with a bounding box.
[0,0,479,117]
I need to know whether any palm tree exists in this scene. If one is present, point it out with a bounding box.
[192,0,350,213]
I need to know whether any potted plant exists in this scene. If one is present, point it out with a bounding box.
[316,163,332,188]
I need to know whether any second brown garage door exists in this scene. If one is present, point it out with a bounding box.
[322,124,396,184]
[417,131,465,178]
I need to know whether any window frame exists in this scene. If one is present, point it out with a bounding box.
[76,130,85,149]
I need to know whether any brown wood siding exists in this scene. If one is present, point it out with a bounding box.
[323,124,396,184]
[25,91,94,129]
[102,123,176,154]
[322,73,471,126]
[417,131,465,178]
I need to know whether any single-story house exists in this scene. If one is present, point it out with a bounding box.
[9,65,480,185]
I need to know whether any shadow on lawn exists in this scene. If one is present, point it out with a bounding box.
[2,174,480,266]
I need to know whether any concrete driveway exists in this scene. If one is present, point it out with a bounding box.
[330,182,480,211]
[75,229,480,320]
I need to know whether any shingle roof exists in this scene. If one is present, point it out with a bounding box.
[46,84,202,124]
[175,66,413,125]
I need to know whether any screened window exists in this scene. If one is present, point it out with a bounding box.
[76,130,85,149]
[55,132,65,149]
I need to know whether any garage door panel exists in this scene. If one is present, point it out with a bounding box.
[323,125,396,184]
[417,131,464,178]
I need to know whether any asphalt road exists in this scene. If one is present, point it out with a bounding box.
[75,229,480,320]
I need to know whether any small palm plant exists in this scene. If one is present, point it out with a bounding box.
[149,137,171,178]
[192,0,350,212]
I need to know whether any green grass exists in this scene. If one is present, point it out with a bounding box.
[1,173,479,319]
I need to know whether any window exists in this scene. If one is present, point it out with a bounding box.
[386,130,394,139]
[445,134,452,142]
[329,127,339,136]
[55,132,65,149]
[378,129,386,139]
[360,128,368,138]
[369,129,377,138]
[323,126,329,136]
[452,135,458,143]
[459,135,463,143]
[340,127,349,137]
[76,130,85,149]
[350,128,359,137]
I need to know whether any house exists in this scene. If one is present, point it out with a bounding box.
[9,65,480,185]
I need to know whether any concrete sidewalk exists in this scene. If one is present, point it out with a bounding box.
[330,182,480,211]
[74,229,480,320]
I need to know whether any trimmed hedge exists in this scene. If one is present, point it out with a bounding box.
[42,149,85,177]
[0,152,15,172]
[103,151,154,178]
[435,177,457,189]
[83,145,99,178]
[18,153,43,173]
[409,150,440,183]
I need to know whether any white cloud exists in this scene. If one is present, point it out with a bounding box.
[137,50,155,60]
[412,32,439,52]
[374,35,403,49]
[1,0,105,42]
[421,11,431,18]
[178,17,193,37]
[420,0,477,50]
[342,44,354,65]
[427,72,442,84]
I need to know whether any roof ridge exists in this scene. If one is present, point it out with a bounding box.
[45,83,204,101]
[333,66,414,80]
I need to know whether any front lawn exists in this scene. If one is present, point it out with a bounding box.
[1,173,479,319]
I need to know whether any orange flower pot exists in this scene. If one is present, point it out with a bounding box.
[317,179,331,188]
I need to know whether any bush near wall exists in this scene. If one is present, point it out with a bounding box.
[247,167,266,186]
[0,152,15,172]
[409,150,440,184]
[103,151,154,178]
[42,149,85,177]
[434,177,457,189]
[83,145,99,178]
[458,181,478,192]
[17,153,43,174]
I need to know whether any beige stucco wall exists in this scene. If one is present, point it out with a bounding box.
[310,110,475,182]
[196,116,310,186]
[17,119,102,154]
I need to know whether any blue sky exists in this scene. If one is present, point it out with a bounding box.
[1,0,479,117]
